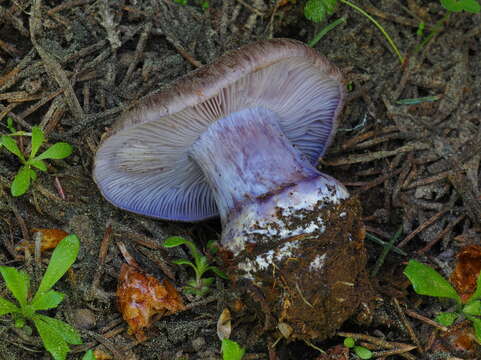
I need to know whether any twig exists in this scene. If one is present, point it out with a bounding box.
[397,208,450,248]
[405,309,448,332]
[392,298,423,353]
[417,215,466,254]
[88,223,113,300]
[47,0,93,15]
[324,142,429,166]
[120,21,153,87]
[30,0,85,121]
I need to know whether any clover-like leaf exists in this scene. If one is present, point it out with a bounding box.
[304,0,338,23]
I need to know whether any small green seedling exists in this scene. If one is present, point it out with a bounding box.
[221,338,245,360]
[404,259,481,342]
[1,122,73,196]
[0,235,81,360]
[304,0,403,63]
[82,350,96,360]
[440,0,480,12]
[415,0,479,53]
[343,337,373,359]
[173,0,209,9]
[163,236,228,296]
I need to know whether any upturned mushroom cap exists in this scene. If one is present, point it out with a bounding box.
[93,38,345,221]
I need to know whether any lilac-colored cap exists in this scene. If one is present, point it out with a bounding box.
[93,38,345,221]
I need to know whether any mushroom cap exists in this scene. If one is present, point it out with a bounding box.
[93,38,345,221]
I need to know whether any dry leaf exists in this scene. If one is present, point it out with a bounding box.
[93,348,113,360]
[450,245,481,302]
[16,228,68,253]
[117,263,185,341]
[217,308,232,340]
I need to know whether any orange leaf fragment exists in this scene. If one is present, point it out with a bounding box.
[117,263,185,341]
[450,244,481,302]
[16,228,68,253]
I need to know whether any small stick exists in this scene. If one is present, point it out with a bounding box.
[405,309,448,332]
[47,0,93,15]
[324,142,429,166]
[417,215,465,254]
[403,170,452,190]
[392,298,423,353]
[165,36,203,68]
[371,345,417,358]
[397,208,450,248]
[120,21,153,87]
[88,223,113,300]
[53,177,66,200]
[19,89,63,119]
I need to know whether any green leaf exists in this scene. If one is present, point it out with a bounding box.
[206,240,219,254]
[33,235,80,301]
[221,338,245,360]
[304,0,338,23]
[404,260,461,302]
[0,297,20,316]
[33,316,70,360]
[30,290,64,311]
[343,337,355,348]
[462,0,481,12]
[196,255,209,274]
[354,345,373,359]
[435,312,458,326]
[11,166,31,197]
[201,277,215,287]
[30,126,44,159]
[7,117,16,133]
[35,142,72,160]
[463,300,481,316]
[82,350,96,360]
[172,259,196,270]
[208,266,229,280]
[441,0,464,11]
[1,135,25,162]
[35,314,82,345]
[0,266,30,308]
[28,167,37,181]
[29,159,47,172]
[163,236,189,248]
[471,317,481,343]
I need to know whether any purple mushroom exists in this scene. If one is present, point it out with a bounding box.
[94,39,368,340]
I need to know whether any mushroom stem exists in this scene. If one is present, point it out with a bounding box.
[189,107,349,254]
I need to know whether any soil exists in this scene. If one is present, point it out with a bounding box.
[0,1,480,359]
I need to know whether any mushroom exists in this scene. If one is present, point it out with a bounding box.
[94,39,369,340]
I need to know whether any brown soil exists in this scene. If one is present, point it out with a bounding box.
[0,1,480,359]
